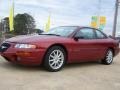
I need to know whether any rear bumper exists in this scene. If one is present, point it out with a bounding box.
[0,48,46,66]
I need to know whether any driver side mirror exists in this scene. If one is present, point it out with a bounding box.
[74,36,84,41]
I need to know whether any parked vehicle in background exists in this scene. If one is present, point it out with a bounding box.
[115,37,120,43]
[0,26,119,72]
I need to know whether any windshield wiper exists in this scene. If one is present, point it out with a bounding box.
[39,33,61,36]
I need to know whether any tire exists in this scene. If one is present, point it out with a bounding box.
[44,46,66,72]
[101,49,113,65]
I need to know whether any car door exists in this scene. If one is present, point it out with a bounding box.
[94,29,109,59]
[72,28,100,62]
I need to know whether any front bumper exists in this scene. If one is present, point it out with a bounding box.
[0,47,46,66]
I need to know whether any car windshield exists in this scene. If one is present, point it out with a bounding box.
[41,26,78,37]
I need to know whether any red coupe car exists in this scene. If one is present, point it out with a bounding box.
[0,26,119,72]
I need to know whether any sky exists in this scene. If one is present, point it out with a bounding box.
[0,0,118,35]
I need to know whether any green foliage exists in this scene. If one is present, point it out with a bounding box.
[0,22,2,37]
[4,17,10,33]
[14,13,36,35]
[0,33,1,38]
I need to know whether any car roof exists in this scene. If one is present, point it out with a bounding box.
[59,26,98,30]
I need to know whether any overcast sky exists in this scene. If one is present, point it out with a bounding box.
[0,0,116,35]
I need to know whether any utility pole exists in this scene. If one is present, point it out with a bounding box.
[112,0,119,37]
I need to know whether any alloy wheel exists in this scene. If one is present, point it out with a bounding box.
[48,50,64,70]
[106,50,113,64]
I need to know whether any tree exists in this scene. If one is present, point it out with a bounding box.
[0,22,2,38]
[35,29,44,34]
[0,17,10,33]
[14,13,36,35]
[3,17,10,33]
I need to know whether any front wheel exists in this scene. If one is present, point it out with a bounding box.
[44,46,66,72]
[101,49,114,65]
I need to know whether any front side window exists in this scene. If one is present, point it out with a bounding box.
[75,28,95,39]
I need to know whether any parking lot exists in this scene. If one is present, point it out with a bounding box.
[0,54,120,90]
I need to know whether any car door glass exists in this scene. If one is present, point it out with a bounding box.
[96,30,106,39]
[75,28,95,39]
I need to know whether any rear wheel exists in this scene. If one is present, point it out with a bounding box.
[101,49,113,65]
[44,46,66,72]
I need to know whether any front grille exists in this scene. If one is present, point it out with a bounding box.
[0,43,11,52]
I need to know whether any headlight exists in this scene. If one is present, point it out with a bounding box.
[15,44,36,49]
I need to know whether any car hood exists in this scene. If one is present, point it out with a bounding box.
[5,34,64,43]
